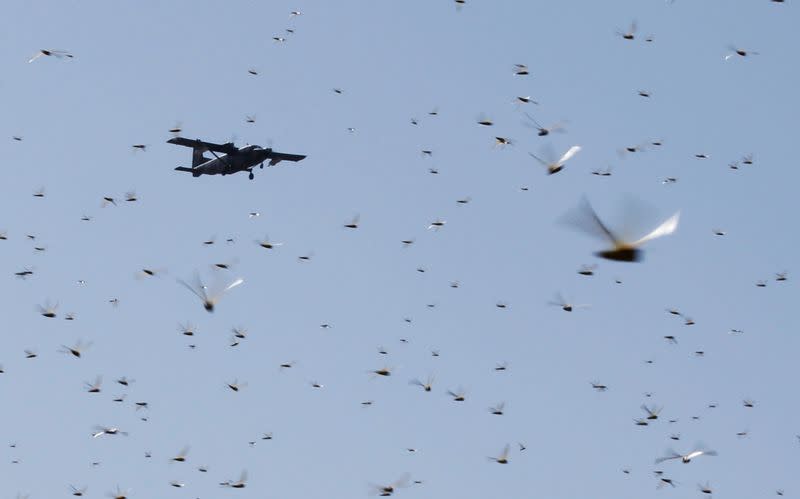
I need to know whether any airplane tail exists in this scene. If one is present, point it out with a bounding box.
[175,166,201,177]
[192,149,211,167]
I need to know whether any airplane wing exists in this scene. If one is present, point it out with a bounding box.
[268,152,307,166]
[167,137,238,154]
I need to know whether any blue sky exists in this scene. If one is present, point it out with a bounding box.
[1,0,798,498]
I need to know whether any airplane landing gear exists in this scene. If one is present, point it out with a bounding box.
[259,162,264,169]
[248,172,254,180]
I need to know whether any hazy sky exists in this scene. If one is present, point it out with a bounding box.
[1,1,798,498]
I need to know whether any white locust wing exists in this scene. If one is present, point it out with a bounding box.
[224,278,244,293]
[556,145,581,167]
[631,212,679,246]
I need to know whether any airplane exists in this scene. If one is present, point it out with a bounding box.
[168,137,306,180]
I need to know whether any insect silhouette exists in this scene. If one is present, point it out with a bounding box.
[38,301,58,318]
[29,49,74,63]
[220,470,248,488]
[616,21,637,40]
[655,446,717,464]
[370,473,410,496]
[69,485,87,497]
[563,197,679,262]
[447,388,466,401]
[641,404,662,420]
[529,145,581,175]
[549,292,588,312]
[177,273,244,312]
[523,112,566,136]
[487,444,511,464]
[410,375,435,392]
[60,340,91,358]
[171,446,190,462]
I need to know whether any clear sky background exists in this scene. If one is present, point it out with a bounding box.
[1,0,798,498]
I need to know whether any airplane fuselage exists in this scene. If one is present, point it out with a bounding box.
[192,146,273,177]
